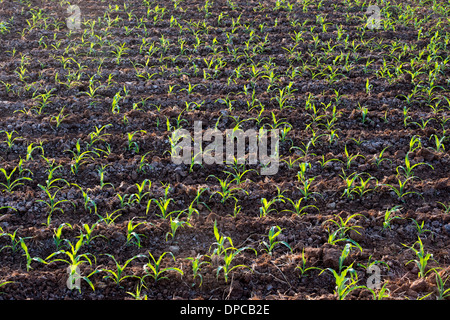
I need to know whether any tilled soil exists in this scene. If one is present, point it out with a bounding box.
[0,0,449,300]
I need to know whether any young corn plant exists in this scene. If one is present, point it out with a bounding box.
[1,229,30,254]
[131,179,151,205]
[296,177,322,202]
[396,153,434,179]
[65,140,98,175]
[126,130,146,153]
[97,164,114,190]
[0,167,32,193]
[433,270,450,300]
[259,197,283,217]
[382,205,403,230]
[216,246,257,283]
[116,193,133,209]
[37,184,74,217]
[142,251,183,283]
[359,105,370,125]
[0,21,10,34]
[403,237,437,278]
[357,255,390,275]
[0,280,13,294]
[0,206,17,214]
[297,162,311,183]
[261,226,292,256]
[53,223,72,250]
[410,218,432,237]
[111,91,123,114]
[49,107,69,130]
[87,124,112,147]
[223,161,257,185]
[429,134,446,152]
[20,238,46,271]
[96,209,123,226]
[282,156,302,170]
[343,145,365,169]
[125,219,147,248]
[384,176,422,201]
[296,248,322,279]
[317,155,341,169]
[25,142,44,161]
[207,175,247,204]
[101,254,144,287]
[209,220,233,259]
[409,135,422,153]
[17,158,32,177]
[31,88,55,115]
[45,236,97,292]
[228,200,242,218]
[437,202,450,214]
[110,42,129,65]
[373,146,392,168]
[137,152,152,174]
[44,165,69,190]
[126,281,148,300]
[325,214,364,251]
[72,184,97,214]
[320,244,366,300]
[0,130,22,149]
[353,174,378,199]
[177,197,202,221]
[78,222,107,246]
[180,82,205,95]
[185,254,211,287]
[282,197,319,216]
[166,214,192,241]
[340,171,360,199]
[148,184,173,219]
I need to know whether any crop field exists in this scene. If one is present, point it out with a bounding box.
[0,0,449,301]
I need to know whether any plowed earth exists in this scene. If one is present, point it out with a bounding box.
[0,0,449,300]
